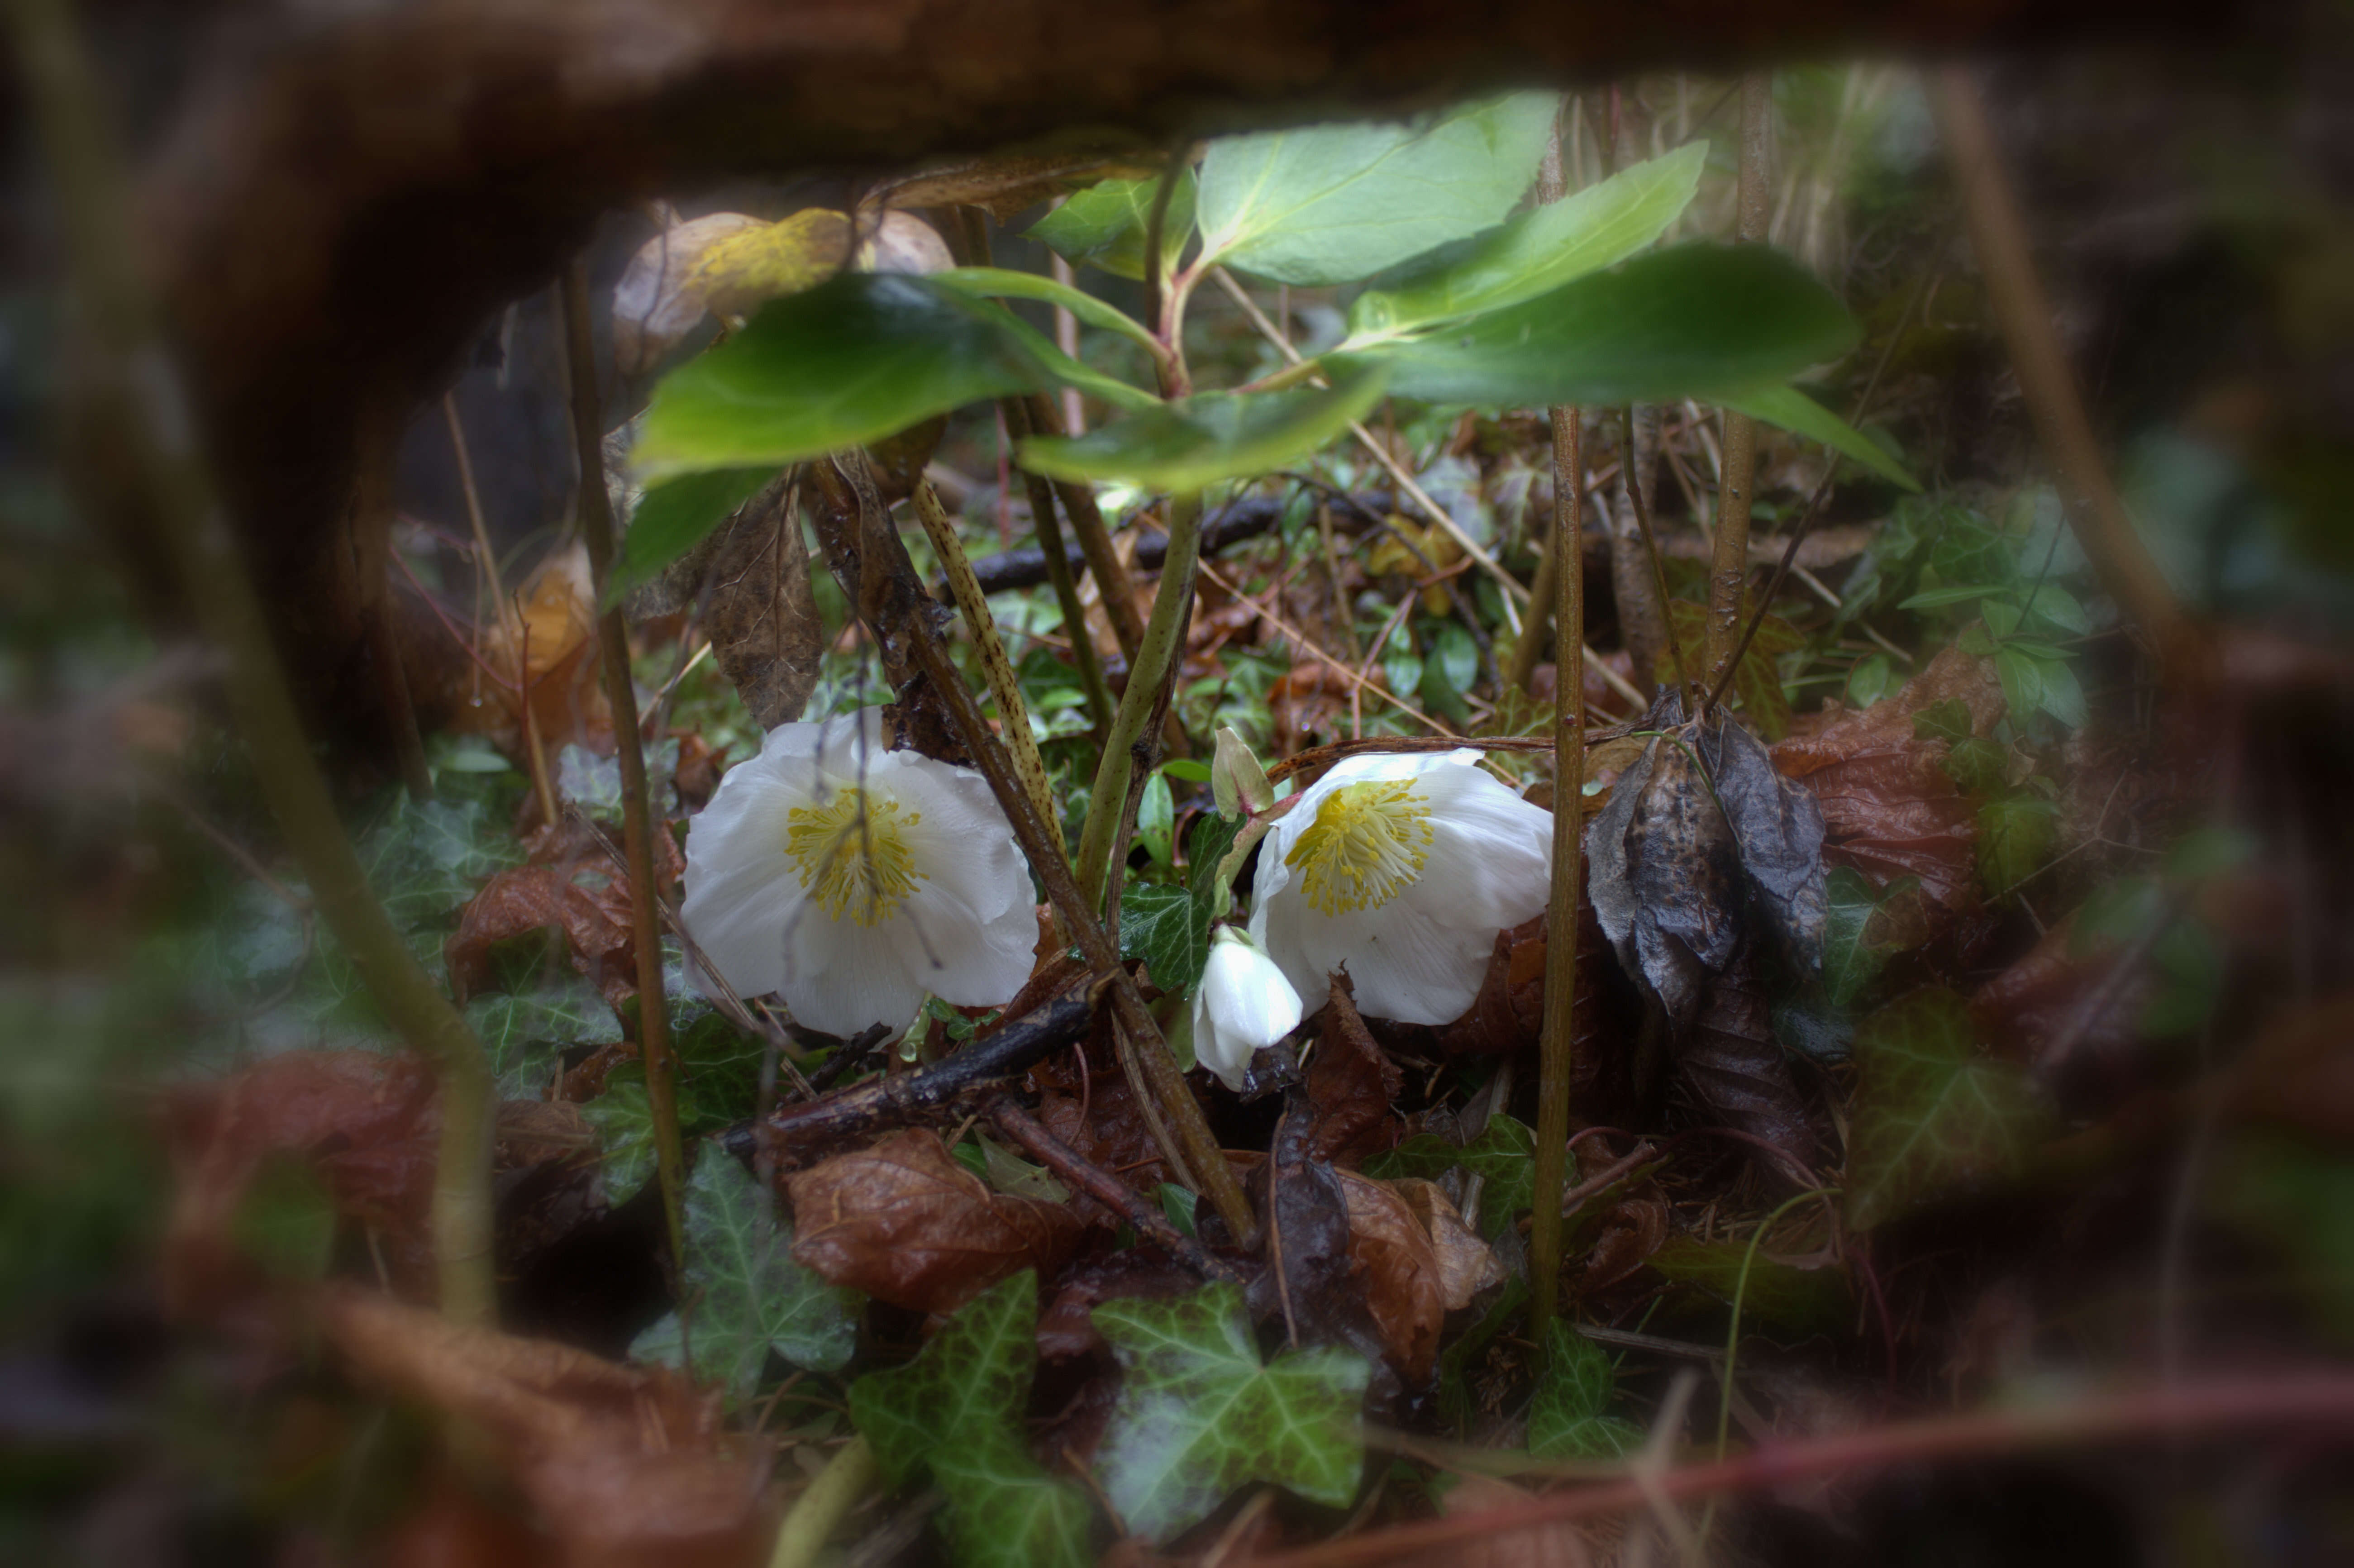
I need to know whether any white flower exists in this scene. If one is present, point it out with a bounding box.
[1193,927,1305,1091]
[1248,749,1552,1026]
[680,709,1038,1038]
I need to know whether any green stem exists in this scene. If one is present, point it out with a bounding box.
[1000,396,1115,737]
[1073,491,1202,910]
[767,1436,878,1568]
[7,0,500,1323]
[562,259,686,1276]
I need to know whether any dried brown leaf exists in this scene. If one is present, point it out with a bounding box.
[324,1287,769,1568]
[446,863,640,1010]
[1307,974,1403,1167]
[699,475,823,729]
[1393,1177,1505,1311]
[1334,1169,1448,1383]
[611,212,766,376]
[861,152,1163,221]
[786,1128,1083,1315]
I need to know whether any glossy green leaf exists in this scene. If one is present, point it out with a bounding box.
[935,266,1162,355]
[1019,367,1386,491]
[1646,1233,1853,1334]
[1994,646,2044,725]
[629,1152,857,1402]
[1092,1281,1370,1542]
[1137,769,1176,868]
[607,467,781,604]
[584,1063,660,1204]
[851,1270,1039,1487]
[467,974,624,1100]
[2034,653,2087,728]
[1845,988,2053,1230]
[1361,1112,1538,1242]
[1029,173,1197,282]
[1821,866,1920,1009]
[1120,882,1214,999]
[1527,1321,1643,1460]
[1979,794,2057,901]
[1349,142,1705,337]
[1723,383,1918,491]
[1344,244,1859,411]
[1196,93,1558,286]
[634,274,1053,477]
[1187,810,1244,913]
[931,1444,1096,1568]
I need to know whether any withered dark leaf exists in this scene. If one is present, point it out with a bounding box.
[324,1287,769,1568]
[447,863,640,1010]
[862,152,1164,221]
[1307,973,1403,1167]
[1677,940,1818,1178]
[1335,1169,1448,1384]
[699,474,823,730]
[1702,711,1827,969]
[1586,717,1743,1034]
[787,1128,1084,1315]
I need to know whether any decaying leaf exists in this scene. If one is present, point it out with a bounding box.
[1773,645,2006,911]
[1679,941,1817,1175]
[787,1128,1085,1315]
[1237,1097,1392,1396]
[471,543,613,754]
[1307,973,1404,1167]
[698,474,824,729]
[861,151,1164,221]
[323,1287,770,1568]
[612,212,768,375]
[446,829,680,1010]
[1702,710,1827,965]
[1339,1172,1503,1383]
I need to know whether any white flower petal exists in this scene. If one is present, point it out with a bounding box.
[1193,929,1303,1091]
[1406,764,1554,929]
[784,907,928,1037]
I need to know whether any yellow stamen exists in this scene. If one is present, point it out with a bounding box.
[1284,778,1434,916]
[784,788,924,926]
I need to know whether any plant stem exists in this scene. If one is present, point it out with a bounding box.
[767,1435,878,1568]
[1000,397,1115,737]
[444,392,561,825]
[826,453,1255,1241]
[561,258,686,1275]
[1528,400,1585,1341]
[1929,66,2200,672]
[1024,394,1151,664]
[1254,1373,2354,1568]
[910,477,1063,850]
[1706,72,1774,688]
[7,0,500,1322]
[1074,492,1201,909]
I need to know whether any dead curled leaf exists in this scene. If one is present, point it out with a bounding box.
[1774,644,2006,911]
[1342,1173,1506,1383]
[786,1128,1084,1315]
[447,865,636,1010]
[324,1287,770,1568]
[1306,974,1403,1167]
[698,474,823,730]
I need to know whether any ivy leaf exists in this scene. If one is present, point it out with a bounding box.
[607,466,781,604]
[1018,368,1387,492]
[1196,93,1558,286]
[1187,810,1244,913]
[583,1063,663,1205]
[850,1270,1039,1488]
[1092,1281,1370,1543]
[1361,1113,1537,1242]
[1993,646,2044,726]
[1349,143,1705,338]
[1820,867,1921,1009]
[1120,883,1214,999]
[466,972,624,1099]
[630,1152,858,1403]
[1346,244,1858,411]
[1026,172,1197,282]
[1722,383,1919,492]
[634,274,1052,478]
[1910,698,1973,743]
[931,1444,1096,1568]
[1527,1321,1643,1460]
[1846,988,2054,1231]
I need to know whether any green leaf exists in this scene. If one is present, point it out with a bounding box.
[584,1063,661,1204]
[1845,988,2053,1231]
[1345,244,1859,411]
[466,974,624,1100]
[1028,172,1197,282]
[1137,770,1176,868]
[231,1155,337,1283]
[1899,583,2006,612]
[1187,809,1244,920]
[1993,646,2044,725]
[607,467,781,604]
[1645,1233,1852,1335]
[1361,1113,1537,1242]
[851,1270,1039,1487]
[630,1152,857,1402]
[1845,653,1892,708]
[1942,737,2009,796]
[2207,1134,2354,1348]
[2034,653,2087,729]
[1527,1322,1643,1460]
[1909,698,1973,743]
[2018,582,2092,636]
[1018,367,1388,492]
[1722,383,1919,492]
[934,266,1162,356]
[634,274,1055,478]
[1196,93,1558,286]
[1349,143,1705,338]
[1434,1277,1526,1431]
[1821,866,1920,1009]
[1979,794,2057,901]
[1121,882,1214,999]
[931,1443,1096,1568]
[1092,1281,1371,1542]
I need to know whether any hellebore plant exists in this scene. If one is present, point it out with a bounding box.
[1249,750,1553,1025]
[1192,926,1305,1091]
[681,709,1038,1038]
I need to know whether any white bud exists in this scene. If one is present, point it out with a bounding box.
[1191,926,1304,1092]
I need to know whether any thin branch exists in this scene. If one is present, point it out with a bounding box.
[1704,73,1774,690]
[561,257,685,1275]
